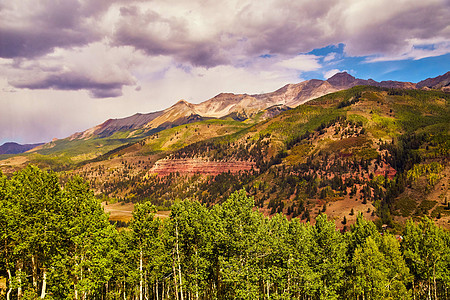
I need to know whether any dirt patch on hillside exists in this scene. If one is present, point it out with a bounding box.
[0,155,29,173]
[102,202,170,222]
[323,198,376,229]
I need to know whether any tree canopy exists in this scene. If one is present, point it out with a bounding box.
[1,166,449,299]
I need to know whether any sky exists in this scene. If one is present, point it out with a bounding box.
[1,0,449,145]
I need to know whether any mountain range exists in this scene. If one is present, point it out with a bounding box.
[1,71,449,229]
[2,71,448,155]
[29,71,450,145]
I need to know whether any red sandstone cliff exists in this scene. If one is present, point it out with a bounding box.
[148,158,257,176]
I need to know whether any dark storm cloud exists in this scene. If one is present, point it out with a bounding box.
[0,0,102,59]
[2,0,449,64]
[10,72,133,98]
[0,27,96,59]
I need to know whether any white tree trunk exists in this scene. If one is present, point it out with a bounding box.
[175,222,184,300]
[156,280,159,300]
[17,263,22,300]
[433,264,437,300]
[6,269,12,300]
[40,270,47,299]
[140,249,143,300]
[32,255,38,289]
[173,253,179,300]
[195,248,199,300]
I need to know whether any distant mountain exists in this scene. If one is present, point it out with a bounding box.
[0,142,44,154]
[327,72,417,90]
[417,71,450,91]
[1,78,449,228]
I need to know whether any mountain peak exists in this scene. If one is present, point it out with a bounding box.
[174,99,190,106]
[326,72,357,86]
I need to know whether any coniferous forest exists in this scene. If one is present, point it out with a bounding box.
[1,166,449,299]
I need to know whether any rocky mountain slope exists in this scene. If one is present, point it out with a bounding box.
[55,72,435,143]
[417,71,450,91]
[68,111,163,140]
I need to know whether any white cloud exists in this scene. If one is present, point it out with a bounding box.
[323,52,337,62]
[323,69,343,80]
[366,40,450,63]
[276,55,322,71]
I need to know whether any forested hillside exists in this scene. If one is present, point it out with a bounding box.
[47,86,449,229]
[1,166,449,299]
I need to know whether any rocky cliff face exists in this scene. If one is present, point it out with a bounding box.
[148,158,257,176]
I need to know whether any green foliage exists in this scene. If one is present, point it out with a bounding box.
[0,166,116,299]
[407,162,444,189]
[1,169,450,299]
[394,197,417,217]
[402,217,450,299]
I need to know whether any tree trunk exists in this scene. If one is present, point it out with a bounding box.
[6,268,12,300]
[17,261,23,300]
[428,278,432,300]
[173,253,179,300]
[144,271,148,300]
[175,222,184,300]
[140,249,143,300]
[40,269,47,298]
[195,247,199,300]
[32,255,38,289]
[433,264,437,300]
[156,280,159,300]
[74,277,78,300]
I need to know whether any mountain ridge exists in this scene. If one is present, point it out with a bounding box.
[48,71,447,145]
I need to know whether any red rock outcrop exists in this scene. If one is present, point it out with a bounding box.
[148,158,257,176]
